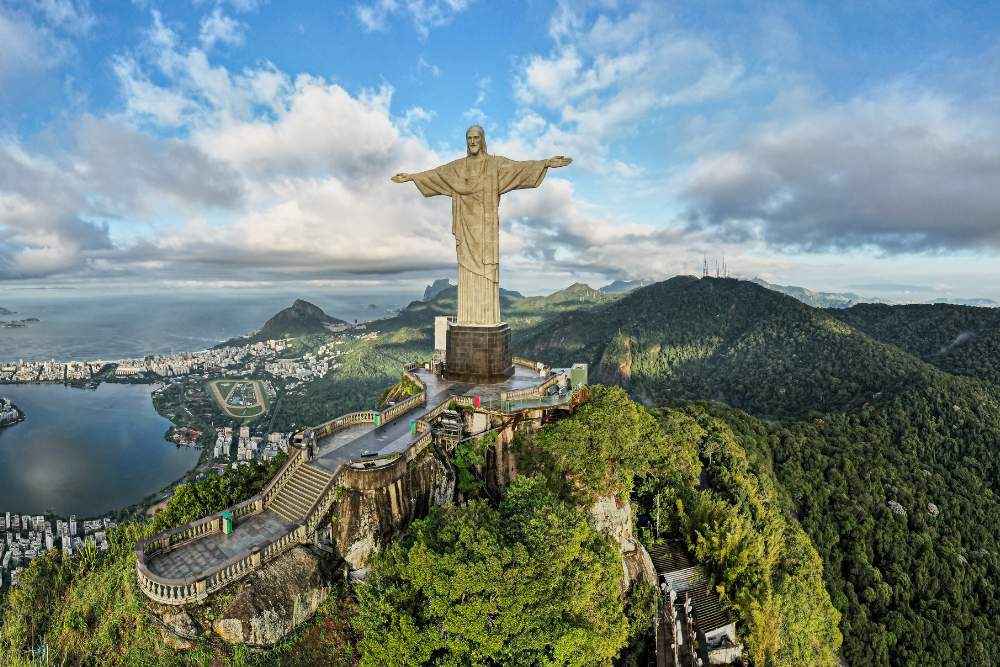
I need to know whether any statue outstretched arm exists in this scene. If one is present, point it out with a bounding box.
[391,165,457,197]
[498,155,572,194]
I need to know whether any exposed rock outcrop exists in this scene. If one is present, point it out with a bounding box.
[149,545,337,648]
[588,495,656,590]
[329,449,456,568]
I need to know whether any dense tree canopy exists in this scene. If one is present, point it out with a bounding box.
[354,477,628,666]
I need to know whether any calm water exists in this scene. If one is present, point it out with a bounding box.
[0,288,414,363]
[0,383,199,517]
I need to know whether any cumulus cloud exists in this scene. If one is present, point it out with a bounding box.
[0,113,244,279]
[0,144,111,278]
[677,89,1000,253]
[355,0,472,37]
[0,3,769,286]
[507,2,744,175]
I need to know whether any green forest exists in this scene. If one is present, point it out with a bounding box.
[519,277,1000,666]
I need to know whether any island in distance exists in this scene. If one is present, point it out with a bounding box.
[0,318,40,329]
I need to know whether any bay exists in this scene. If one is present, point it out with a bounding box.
[0,383,199,518]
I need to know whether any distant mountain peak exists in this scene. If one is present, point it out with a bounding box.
[599,279,654,294]
[260,299,345,339]
[423,278,455,302]
[752,278,875,309]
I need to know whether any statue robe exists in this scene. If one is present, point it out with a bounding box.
[410,155,549,325]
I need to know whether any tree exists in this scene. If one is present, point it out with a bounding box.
[354,477,628,666]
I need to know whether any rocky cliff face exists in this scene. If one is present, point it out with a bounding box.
[329,449,456,569]
[588,495,656,590]
[152,545,338,648]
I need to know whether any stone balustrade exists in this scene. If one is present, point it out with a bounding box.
[381,391,425,424]
[311,410,379,439]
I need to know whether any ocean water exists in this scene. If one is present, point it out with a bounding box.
[0,287,415,363]
[0,383,199,517]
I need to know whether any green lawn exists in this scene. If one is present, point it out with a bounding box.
[215,380,236,400]
[207,379,268,419]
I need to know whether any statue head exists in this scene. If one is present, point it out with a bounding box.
[466,125,486,156]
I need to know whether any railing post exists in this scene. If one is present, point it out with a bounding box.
[251,547,261,568]
[196,579,207,599]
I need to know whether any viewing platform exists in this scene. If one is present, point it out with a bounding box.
[136,359,581,606]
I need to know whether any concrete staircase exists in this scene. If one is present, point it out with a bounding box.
[267,464,334,523]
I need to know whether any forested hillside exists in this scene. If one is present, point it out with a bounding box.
[5,276,1000,665]
[517,276,937,418]
[520,276,1000,666]
[833,302,1000,385]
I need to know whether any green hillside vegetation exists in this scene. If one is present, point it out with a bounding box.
[509,386,840,666]
[355,477,629,667]
[518,276,931,418]
[721,389,1000,667]
[833,302,1000,385]
[649,404,842,667]
[519,276,1000,666]
[0,383,839,665]
[8,276,1000,666]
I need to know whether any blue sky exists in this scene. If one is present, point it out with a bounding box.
[2,0,1000,302]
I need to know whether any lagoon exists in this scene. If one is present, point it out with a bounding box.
[0,383,198,517]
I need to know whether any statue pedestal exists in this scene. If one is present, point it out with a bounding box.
[445,322,513,384]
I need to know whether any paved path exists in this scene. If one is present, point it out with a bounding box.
[312,366,540,472]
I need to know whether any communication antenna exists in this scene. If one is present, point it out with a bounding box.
[702,256,709,278]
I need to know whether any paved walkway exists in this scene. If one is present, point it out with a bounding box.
[146,511,292,579]
[312,366,541,472]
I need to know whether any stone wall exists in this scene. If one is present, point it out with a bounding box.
[329,446,456,568]
[151,545,337,649]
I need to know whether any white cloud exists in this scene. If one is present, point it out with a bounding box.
[0,4,750,285]
[0,7,71,87]
[30,0,96,34]
[677,88,1000,253]
[507,3,744,175]
[199,6,245,50]
[355,0,472,37]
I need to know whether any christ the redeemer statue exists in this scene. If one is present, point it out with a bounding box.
[392,125,571,325]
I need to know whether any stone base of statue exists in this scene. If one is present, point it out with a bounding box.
[445,322,513,383]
